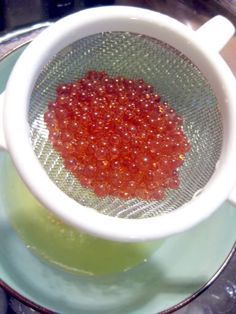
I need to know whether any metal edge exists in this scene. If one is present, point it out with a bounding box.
[0,22,51,44]
[0,41,32,60]
[0,25,235,314]
[160,242,236,313]
[0,279,54,313]
[0,22,52,62]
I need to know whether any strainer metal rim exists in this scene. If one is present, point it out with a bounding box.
[3,6,236,241]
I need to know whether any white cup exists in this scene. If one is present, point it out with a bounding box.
[0,6,236,242]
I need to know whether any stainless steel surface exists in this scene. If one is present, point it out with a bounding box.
[0,1,236,313]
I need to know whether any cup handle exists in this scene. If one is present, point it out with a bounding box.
[0,92,7,150]
[195,16,235,52]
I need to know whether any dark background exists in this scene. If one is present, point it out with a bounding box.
[0,0,236,33]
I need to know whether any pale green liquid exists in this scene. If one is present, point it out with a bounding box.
[3,156,162,276]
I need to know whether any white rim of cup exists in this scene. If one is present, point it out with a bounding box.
[3,6,236,241]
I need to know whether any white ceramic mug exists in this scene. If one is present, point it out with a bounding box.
[0,6,236,242]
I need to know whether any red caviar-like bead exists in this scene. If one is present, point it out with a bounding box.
[44,71,190,201]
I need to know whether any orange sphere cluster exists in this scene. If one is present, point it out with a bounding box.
[44,71,190,200]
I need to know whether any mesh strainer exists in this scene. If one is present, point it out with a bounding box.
[1,6,236,241]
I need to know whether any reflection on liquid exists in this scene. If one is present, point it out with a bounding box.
[3,155,162,276]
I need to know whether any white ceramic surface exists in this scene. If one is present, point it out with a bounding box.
[0,7,236,242]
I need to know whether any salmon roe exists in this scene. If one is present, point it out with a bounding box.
[44,71,190,200]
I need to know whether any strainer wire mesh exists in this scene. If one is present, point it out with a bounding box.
[29,32,222,219]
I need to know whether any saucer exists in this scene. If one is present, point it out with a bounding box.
[0,43,235,314]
